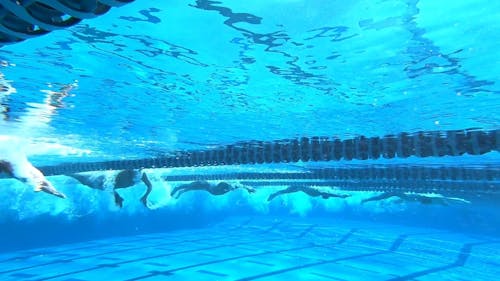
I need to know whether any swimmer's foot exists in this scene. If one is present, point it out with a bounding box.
[267,194,278,202]
[170,191,181,199]
[140,196,149,208]
[113,191,124,208]
[170,190,179,198]
[361,198,378,204]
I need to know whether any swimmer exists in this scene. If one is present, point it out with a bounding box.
[361,192,470,205]
[0,158,65,198]
[171,181,255,199]
[267,185,350,202]
[67,169,152,208]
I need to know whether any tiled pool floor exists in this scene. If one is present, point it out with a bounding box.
[1,217,499,281]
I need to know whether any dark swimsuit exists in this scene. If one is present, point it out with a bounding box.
[0,160,13,177]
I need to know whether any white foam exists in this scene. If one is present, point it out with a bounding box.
[0,134,92,159]
[0,159,445,220]
[0,136,35,183]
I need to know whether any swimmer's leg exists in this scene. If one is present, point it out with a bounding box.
[323,193,351,199]
[140,172,153,207]
[241,185,256,194]
[171,181,210,198]
[173,189,190,199]
[67,173,106,190]
[268,185,303,201]
[170,184,186,197]
[267,190,289,202]
[113,190,124,208]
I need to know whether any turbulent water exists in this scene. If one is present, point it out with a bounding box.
[0,0,498,258]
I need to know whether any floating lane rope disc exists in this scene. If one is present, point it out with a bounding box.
[0,0,134,46]
[38,128,499,176]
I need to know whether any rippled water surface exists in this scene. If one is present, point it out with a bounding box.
[0,0,498,164]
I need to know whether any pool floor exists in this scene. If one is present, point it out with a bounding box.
[1,216,499,281]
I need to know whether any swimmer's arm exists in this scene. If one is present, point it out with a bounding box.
[235,183,256,193]
[244,186,256,193]
[361,192,401,203]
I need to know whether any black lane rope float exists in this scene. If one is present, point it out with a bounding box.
[0,0,134,46]
[38,128,499,176]
[161,165,499,182]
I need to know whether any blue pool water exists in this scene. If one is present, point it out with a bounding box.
[0,0,499,280]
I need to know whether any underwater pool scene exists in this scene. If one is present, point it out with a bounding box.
[0,0,499,280]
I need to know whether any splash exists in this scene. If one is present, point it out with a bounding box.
[0,71,85,156]
[1,165,455,221]
[0,71,91,206]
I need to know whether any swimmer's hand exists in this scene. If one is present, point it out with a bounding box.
[29,165,66,198]
[35,181,66,198]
